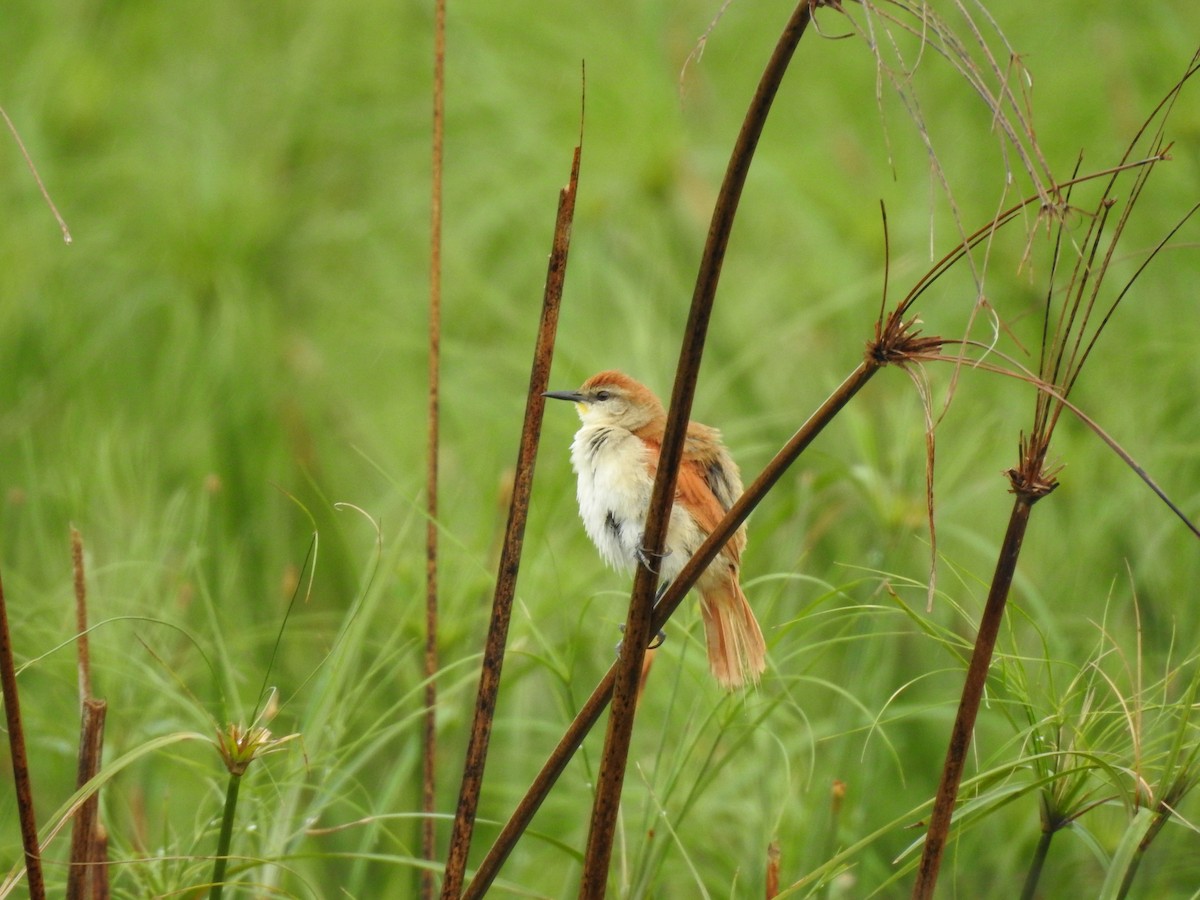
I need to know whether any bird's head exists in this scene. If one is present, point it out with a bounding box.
[543,370,665,431]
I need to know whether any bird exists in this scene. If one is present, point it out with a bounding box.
[543,370,766,690]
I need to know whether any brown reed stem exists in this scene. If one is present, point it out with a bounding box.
[463,358,883,899]
[0,566,47,900]
[72,527,92,705]
[912,453,1054,898]
[68,531,108,899]
[578,3,818,894]
[90,828,110,900]
[67,698,107,900]
[766,840,782,899]
[422,0,446,895]
[438,142,580,900]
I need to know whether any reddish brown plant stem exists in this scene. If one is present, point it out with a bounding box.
[68,530,109,900]
[438,145,579,900]
[72,527,92,704]
[0,567,47,900]
[422,0,446,895]
[766,841,781,899]
[578,3,818,894]
[91,829,110,900]
[67,698,107,900]
[911,486,1043,898]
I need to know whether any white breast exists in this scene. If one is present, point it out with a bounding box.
[568,425,703,583]
[569,425,654,573]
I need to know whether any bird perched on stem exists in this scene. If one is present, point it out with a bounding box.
[543,370,766,690]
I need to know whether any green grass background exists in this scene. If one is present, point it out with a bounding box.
[2,0,1199,896]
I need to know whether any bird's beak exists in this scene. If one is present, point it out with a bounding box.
[542,389,585,404]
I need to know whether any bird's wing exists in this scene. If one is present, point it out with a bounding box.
[676,456,744,564]
[684,423,743,513]
[683,424,746,561]
[639,425,746,559]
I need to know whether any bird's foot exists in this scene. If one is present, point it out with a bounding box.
[616,622,667,654]
[635,545,671,575]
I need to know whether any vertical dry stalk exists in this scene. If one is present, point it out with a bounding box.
[68,529,110,900]
[0,566,47,900]
[72,527,92,704]
[578,4,818,894]
[90,829,109,900]
[911,460,1053,898]
[438,143,580,900]
[422,0,447,896]
[766,840,782,899]
[67,698,108,900]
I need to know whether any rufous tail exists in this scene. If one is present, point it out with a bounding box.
[698,578,766,690]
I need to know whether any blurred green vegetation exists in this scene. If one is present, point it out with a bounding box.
[2,0,1199,896]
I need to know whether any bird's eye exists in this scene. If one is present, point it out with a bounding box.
[595,390,611,401]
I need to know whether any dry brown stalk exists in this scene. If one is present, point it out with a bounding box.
[67,529,110,900]
[72,527,92,704]
[911,440,1056,898]
[422,0,447,895]
[578,3,821,893]
[0,566,47,899]
[766,840,782,899]
[66,698,108,900]
[438,141,580,900]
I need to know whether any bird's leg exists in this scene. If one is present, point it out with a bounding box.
[614,545,671,654]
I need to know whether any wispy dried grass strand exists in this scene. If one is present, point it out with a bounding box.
[851,0,1056,275]
[1,105,72,244]
[927,342,1200,542]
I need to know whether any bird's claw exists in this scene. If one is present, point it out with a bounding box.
[615,623,667,654]
[635,546,672,575]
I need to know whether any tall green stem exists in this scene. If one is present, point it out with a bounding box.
[1020,829,1054,900]
[210,772,243,900]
